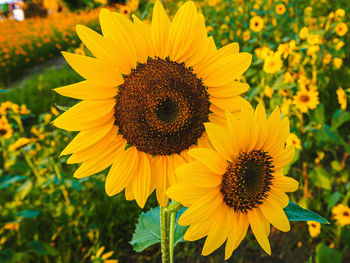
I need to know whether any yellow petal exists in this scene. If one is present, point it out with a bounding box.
[192,36,217,76]
[210,96,251,113]
[236,106,258,152]
[260,199,290,232]
[167,1,197,62]
[151,0,171,59]
[254,102,268,149]
[201,53,252,87]
[217,42,239,56]
[132,14,155,59]
[207,82,249,99]
[197,132,212,149]
[67,127,121,164]
[61,51,123,87]
[132,152,152,208]
[202,205,230,256]
[60,118,115,156]
[166,183,216,207]
[225,212,239,260]
[204,122,233,161]
[152,155,169,207]
[263,106,281,151]
[268,187,290,208]
[54,81,116,100]
[184,217,213,241]
[248,210,271,255]
[273,175,299,192]
[273,146,295,170]
[52,100,115,131]
[99,8,137,71]
[188,148,227,175]
[73,136,125,179]
[178,191,222,226]
[105,146,139,196]
[176,161,221,188]
[75,24,130,74]
[125,183,134,200]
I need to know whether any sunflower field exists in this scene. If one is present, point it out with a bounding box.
[0,0,349,262]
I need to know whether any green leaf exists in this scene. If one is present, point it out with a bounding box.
[310,167,331,190]
[130,207,188,252]
[316,243,342,263]
[331,110,350,131]
[29,241,58,256]
[313,104,325,124]
[341,228,350,246]
[327,192,341,211]
[284,201,329,224]
[16,180,33,200]
[0,175,26,189]
[16,209,40,219]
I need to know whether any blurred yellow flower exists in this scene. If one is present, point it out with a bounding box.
[44,113,52,123]
[335,22,348,37]
[275,4,286,15]
[283,72,294,83]
[264,85,274,98]
[336,87,347,110]
[307,34,321,45]
[281,98,292,115]
[332,204,350,227]
[74,47,85,56]
[263,53,283,74]
[307,221,321,238]
[250,16,264,32]
[243,30,251,41]
[293,89,319,113]
[0,101,16,116]
[128,0,139,12]
[323,53,332,65]
[286,133,301,149]
[119,5,131,16]
[335,9,345,18]
[335,41,344,50]
[333,58,343,69]
[315,151,325,164]
[208,0,220,6]
[9,138,31,151]
[0,116,13,139]
[206,25,214,33]
[51,107,60,116]
[91,246,118,262]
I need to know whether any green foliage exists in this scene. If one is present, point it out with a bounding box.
[284,201,329,224]
[316,243,342,263]
[131,207,188,252]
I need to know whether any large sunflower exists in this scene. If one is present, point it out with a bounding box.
[53,0,251,208]
[167,104,299,258]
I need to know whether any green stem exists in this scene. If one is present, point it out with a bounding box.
[169,212,176,263]
[160,202,183,263]
[23,153,41,180]
[160,207,170,263]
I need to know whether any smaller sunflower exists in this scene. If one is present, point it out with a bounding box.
[335,22,348,37]
[275,4,286,15]
[250,16,264,32]
[336,87,347,110]
[299,27,309,40]
[119,5,131,16]
[0,116,13,139]
[286,133,301,150]
[167,104,298,258]
[333,58,343,69]
[293,88,319,113]
[263,53,282,74]
[307,221,321,238]
[332,204,350,227]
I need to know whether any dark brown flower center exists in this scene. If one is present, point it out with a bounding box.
[114,57,209,156]
[300,94,310,103]
[0,129,7,136]
[343,211,349,217]
[220,149,274,213]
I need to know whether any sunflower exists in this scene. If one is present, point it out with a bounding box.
[332,204,350,227]
[0,116,13,139]
[293,88,319,113]
[299,27,309,40]
[250,16,264,32]
[167,104,298,258]
[335,22,348,37]
[336,87,347,110]
[307,221,321,238]
[263,53,282,74]
[286,133,301,150]
[275,4,286,15]
[53,1,252,208]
